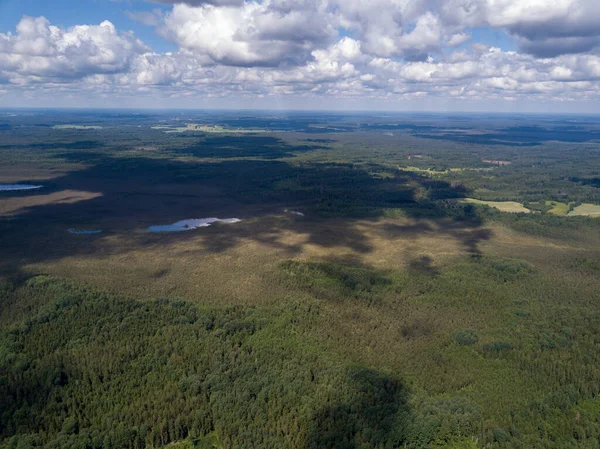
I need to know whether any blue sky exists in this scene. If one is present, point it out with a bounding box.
[0,0,177,52]
[0,0,599,111]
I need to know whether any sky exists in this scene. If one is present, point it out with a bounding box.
[0,0,599,112]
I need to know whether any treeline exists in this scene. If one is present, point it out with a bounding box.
[479,207,600,240]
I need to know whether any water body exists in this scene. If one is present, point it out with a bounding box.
[68,229,102,235]
[149,218,242,233]
[0,184,43,191]
[284,209,305,216]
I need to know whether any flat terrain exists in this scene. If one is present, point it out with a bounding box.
[463,198,531,213]
[568,203,600,216]
[53,124,103,130]
[1,110,600,449]
[546,200,571,215]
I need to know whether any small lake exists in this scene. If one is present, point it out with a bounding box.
[149,218,242,232]
[284,209,305,216]
[0,184,43,191]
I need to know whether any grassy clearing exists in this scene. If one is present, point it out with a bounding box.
[400,166,491,175]
[401,166,449,175]
[567,203,600,217]
[545,201,571,216]
[153,124,269,134]
[0,165,80,183]
[462,198,530,213]
[16,215,481,307]
[0,190,102,216]
[52,125,103,130]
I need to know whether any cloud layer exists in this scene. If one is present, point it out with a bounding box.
[0,16,147,84]
[1,0,600,108]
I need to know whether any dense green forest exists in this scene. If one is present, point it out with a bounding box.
[3,251,600,449]
[0,276,475,449]
[2,111,600,448]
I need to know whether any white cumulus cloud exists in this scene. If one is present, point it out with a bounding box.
[1,0,600,108]
[0,16,148,83]
[160,1,336,67]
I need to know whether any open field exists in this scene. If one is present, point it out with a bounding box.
[0,189,102,216]
[462,198,531,213]
[568,203,600,217]
[546,200,571,216]
[53,124,103,130]
[2,111,600,449]
[152,124,270,134]
[0,165,82,182]
[400,166,493,175]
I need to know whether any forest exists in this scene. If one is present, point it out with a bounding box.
[1,110,600,448]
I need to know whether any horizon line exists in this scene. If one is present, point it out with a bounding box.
[2,107,600,116]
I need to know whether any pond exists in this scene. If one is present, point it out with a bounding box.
[284,209,305,216]
[148,218,242,232]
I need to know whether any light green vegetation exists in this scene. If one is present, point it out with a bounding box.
[52,125,103,130]
[400,166,492,175]
[153,124,269,134]
[567,203,600,217]
[546,201,571,216]
[462,198,531,213]
[401,166,450,175]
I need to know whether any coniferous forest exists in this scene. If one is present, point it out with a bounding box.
[1,111,600,448]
